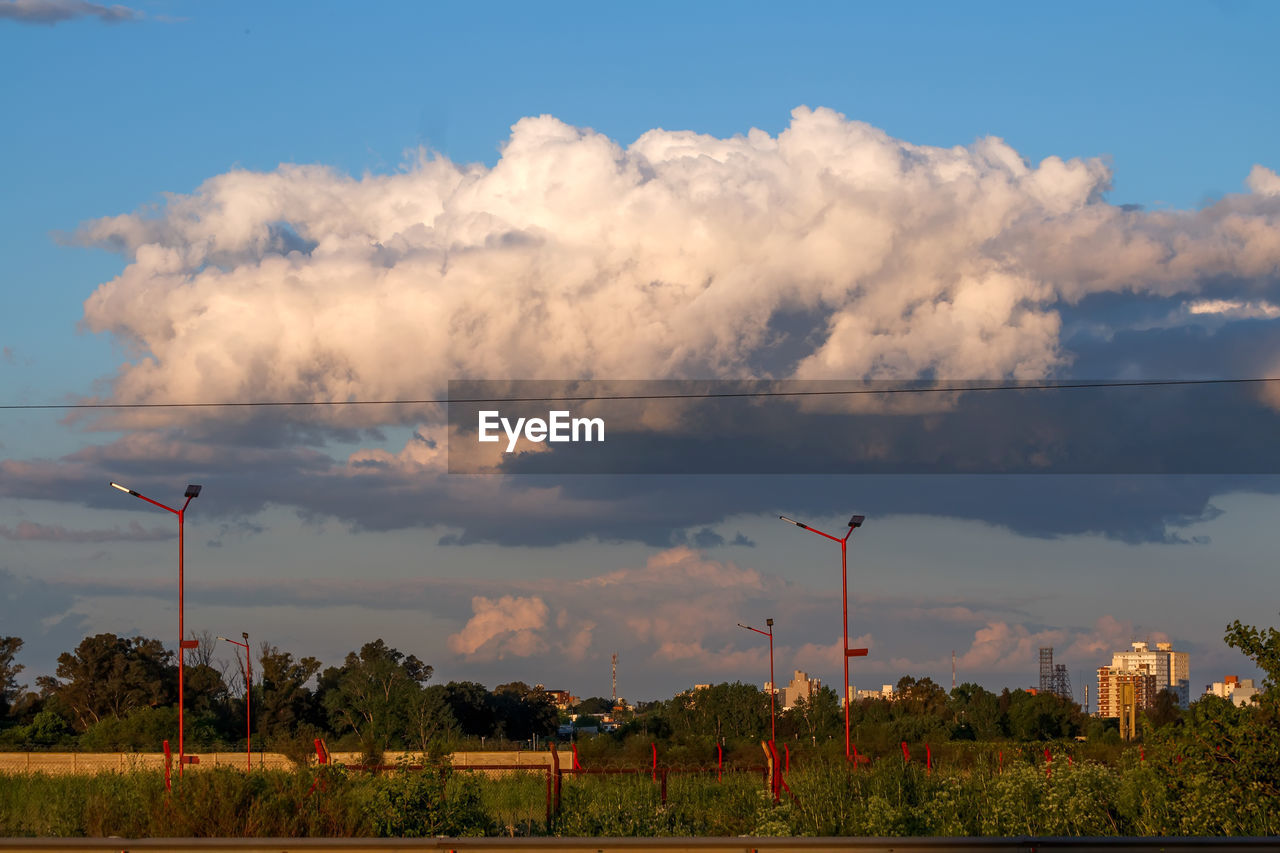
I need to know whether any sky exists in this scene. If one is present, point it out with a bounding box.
[2,0,1280,705]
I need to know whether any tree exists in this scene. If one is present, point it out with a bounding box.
[256,645,322,747]
[38,634,175,731]
[1005,690,1079,741]
[407,684,458,751]
[573,696,614,716]
[664,682,767,742]
[319,639,433,758]
[785,685,842,741]
[1225,615,1280,696]
[1144,688,1183,730]
[494,682,559,740]
[948,682,1005,740]
[440,681,498,738]
[0,637,24,717]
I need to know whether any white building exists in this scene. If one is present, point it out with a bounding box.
[1205,676,1259,707]
[1108,641,1190,708]
[847,684,895,704]
[768,670,822,710]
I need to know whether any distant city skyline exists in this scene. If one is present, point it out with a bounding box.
[2,2,1278,701]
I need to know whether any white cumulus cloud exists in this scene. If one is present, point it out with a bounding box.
[73,108,1280,435]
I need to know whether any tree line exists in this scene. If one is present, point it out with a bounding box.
[0,633,556,760]
[2,616,1277,761]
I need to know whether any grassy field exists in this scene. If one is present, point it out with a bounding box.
[2,746,1278,838]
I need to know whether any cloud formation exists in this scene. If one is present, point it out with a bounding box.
[0,108,1270,551]
[0,0,140,24]
[447,595,550,659]
[74,109,1280,435]
[30,547,1203,695]
[444,548,775,668]
[0,520,171,542]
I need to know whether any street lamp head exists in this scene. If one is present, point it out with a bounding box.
[242,631,249,641]
[184,484,202,499]
[848,514,865,528]
[109,481,136,495]
[216,636,229,643]
[779,515,807,529]
[766,618,774,627]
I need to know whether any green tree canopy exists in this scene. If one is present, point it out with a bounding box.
[1225,615,1280,696]
[257,644,323,747]
[0,636,24,717]
[36,633,175,731]
[319,639,433,757]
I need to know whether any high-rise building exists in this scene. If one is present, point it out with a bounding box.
[776,670,822,710]
[1096,666,1157,718]
[1101,640,1191,709]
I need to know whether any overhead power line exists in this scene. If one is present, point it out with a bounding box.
[1,376,1278,411]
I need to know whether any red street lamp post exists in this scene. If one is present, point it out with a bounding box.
[110,481,201,776]
[780,513,866,763]
[218,633,252,771]
[736,618,776,748]
[738,617,779,800]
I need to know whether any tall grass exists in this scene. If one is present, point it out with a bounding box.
[3,753,1278,838]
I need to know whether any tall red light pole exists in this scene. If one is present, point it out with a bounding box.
[110,481,201,776]
[780,513,866,762]
[218,633,252,771]
[738,618,778,800]
[737,618,776,748]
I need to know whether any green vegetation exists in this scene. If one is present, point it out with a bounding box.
[0,633,559,758]
[3,734,1280,838]
[1,616,1278,838]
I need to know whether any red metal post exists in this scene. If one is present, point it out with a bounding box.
[111,483,197,778]
[550,743,562,815]
[246,636,251,770]
[177,504,185,774]
[163,739,171,792]
[841,534,849,760]
[768,625,775,751]
[779,514,863,762]
[218,633,252,770]
[737,619,776,764]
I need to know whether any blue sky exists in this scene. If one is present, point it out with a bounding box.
[2,1,1279,702]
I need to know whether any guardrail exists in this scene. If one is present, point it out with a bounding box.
[2,836,1279,852]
